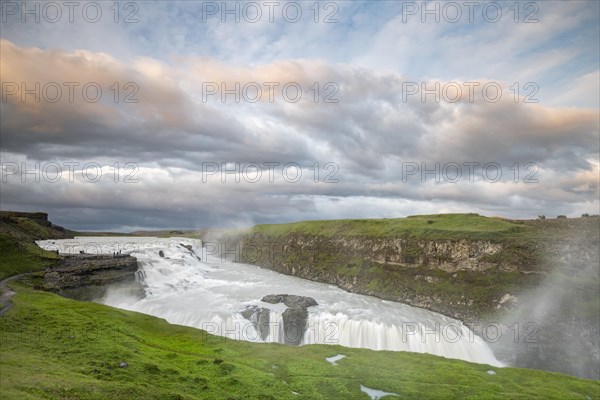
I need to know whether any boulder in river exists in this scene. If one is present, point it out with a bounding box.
[260,294,318,345]
[261,294,318,309]
[240,305,271,341]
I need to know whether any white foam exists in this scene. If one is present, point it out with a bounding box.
[326,354,346,365]
[360,385,399,399]
[38,237,503,367]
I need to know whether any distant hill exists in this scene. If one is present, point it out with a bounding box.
[0,211,75,280]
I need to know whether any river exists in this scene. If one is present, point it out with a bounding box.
[38,236,502,367]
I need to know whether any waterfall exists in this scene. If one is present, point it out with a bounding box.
[38,237,503,367]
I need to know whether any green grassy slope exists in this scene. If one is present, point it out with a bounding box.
[0,212,72,280]
[1,287,598,400]
[0,233,60,281]
[132,214,530,241]
[250,214,531,241]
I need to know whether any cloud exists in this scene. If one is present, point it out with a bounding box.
[0,0,598,231]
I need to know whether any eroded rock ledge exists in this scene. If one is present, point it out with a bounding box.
[44,254,143,301]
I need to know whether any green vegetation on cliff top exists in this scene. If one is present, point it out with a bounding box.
[1,286,598,400]
[251,214,530,241]
[121,213,597,244]
[0,212,67,280]
[0,233,60,281]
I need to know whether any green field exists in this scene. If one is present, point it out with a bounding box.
[124,213,598,244]
[250,214,531,241]
[1,286,598,400]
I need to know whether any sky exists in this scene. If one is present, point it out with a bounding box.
[0,0,599,231]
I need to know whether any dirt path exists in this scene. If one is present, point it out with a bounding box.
[0,273,32,317]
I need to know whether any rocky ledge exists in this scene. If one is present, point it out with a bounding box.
[44,254,143,301]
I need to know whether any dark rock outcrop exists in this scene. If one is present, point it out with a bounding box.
[0,211,49,226]
[280,307,309,345]
[240,305,271,340]
[44,254,143,301]
[180,243,193,252]
[261,294,318,309]
[260,294,318,345]
[0,210,74,239]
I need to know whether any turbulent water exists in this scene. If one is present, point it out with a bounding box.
[39,237,502,366]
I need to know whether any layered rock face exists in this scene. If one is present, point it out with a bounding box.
[231,234,535,323]
[206,218,597,328]
[44,254,143,301]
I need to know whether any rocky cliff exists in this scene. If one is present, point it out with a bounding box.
[206,216,597,323]
[234,234,538,323]
[44,254,143,301]
[0,210,74,239]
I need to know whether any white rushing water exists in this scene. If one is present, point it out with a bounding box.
[38,237,502,366]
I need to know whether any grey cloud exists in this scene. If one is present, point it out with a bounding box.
[1,37,598,230]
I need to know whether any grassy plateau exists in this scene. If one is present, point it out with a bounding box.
[249,214,531,241]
